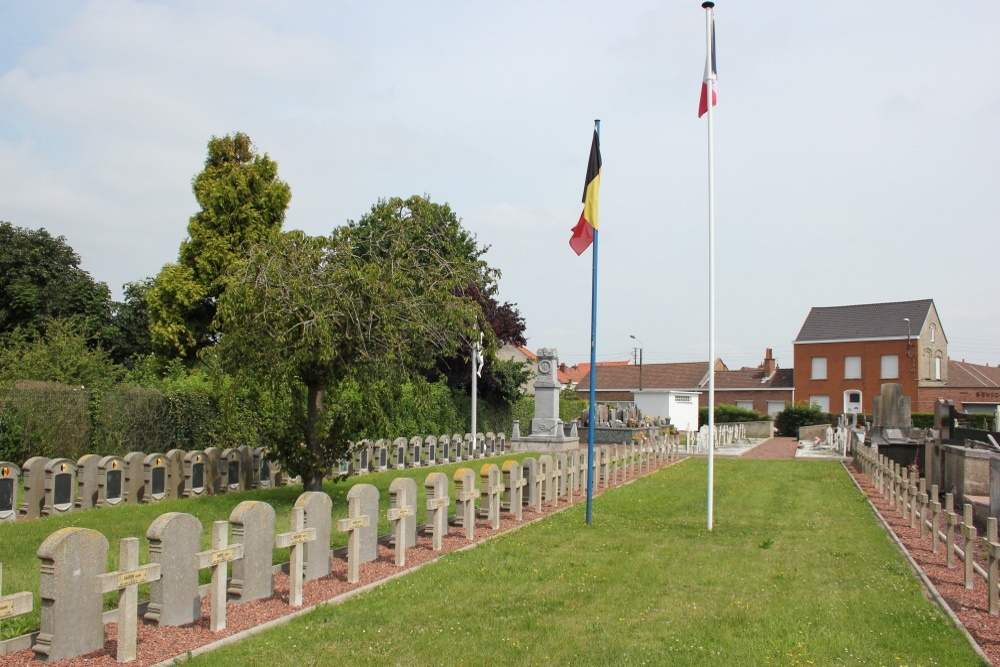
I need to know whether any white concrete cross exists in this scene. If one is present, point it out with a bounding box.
[0,563,33,636]
[275,506,317,607]
[930,485,941,554]
[337,510,372,584]
[196,521,245,632]
[962,503,977,590]
[97,537,162,662]
[426,496,449,551]
[387,500,414,566]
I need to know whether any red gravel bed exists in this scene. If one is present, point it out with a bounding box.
[740,436,800,460]
[0,459,684,666]
[846,462,1000,665]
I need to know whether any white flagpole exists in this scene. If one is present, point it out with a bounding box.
[471,336,478,441]
[703,0,717,532]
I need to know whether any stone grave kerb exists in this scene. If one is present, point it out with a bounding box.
[424,472,450,551]
[388,477,417,566]
[34,527,108,662]
[75,454,101,510]
[229,500,276,603]
[453,467,479,540]
[19,456,49,519]
[145,511,203,627]
[42,458,77,516]
[0,462,20,522]
[294,491,333,581]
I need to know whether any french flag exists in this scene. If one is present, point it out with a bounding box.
[698,8,717,118]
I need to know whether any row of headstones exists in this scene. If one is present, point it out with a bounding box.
[693,423,746,450]
[343,432,508,475]
[0,439,678,664]
[853,442,1000,614]
[0,445,281,523]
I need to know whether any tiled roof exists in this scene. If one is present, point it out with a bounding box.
[794,299,934,342]
[561,360,630,385]
[579,361,792,391]
[948,360,1000,389]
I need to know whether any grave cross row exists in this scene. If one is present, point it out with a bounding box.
[337,511,372,584]
[982,517,1000,615]
[196,521,245,632]
[275,507,317,607]
[97,537,162,663]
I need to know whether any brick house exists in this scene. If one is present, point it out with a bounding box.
[575,349,793,417]
[792,299,947,414]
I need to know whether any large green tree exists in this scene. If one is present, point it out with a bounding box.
[0,221,112,340]
[217,196,484,490]
[147,132,291,359]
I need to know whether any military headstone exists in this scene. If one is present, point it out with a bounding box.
[34,527,108,662]
[229,501,275,603]
[203,447,223,495]
[375,439,390,472]
[394,437,408,470]
[75,454,100,510]
[388,477,417,566]
[294,491,332,581]
[455,433,468,461]
[238,445,255,490]
[426,435,438,464]
[19,456,49,519]
[424,472,450,551]
[440,434,452,463]
[337,483,378,582]
[165,448,186,499]
[42,458,77,516]
[97,456,125,507]
[123,451,146,503]
[498,432,507,453]
[222,448,244,492]
[0,463,19,522]
[143,452,169,503]
[183,451,208,497]
[145,511,202,626]
[409,436,423,467]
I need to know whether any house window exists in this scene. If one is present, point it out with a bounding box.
[930,324,936,343]
[844,356,862,380]
[675,395,691,403]
[735,400,754,410]
[766,400,786,416]
[810,395,830,413]
[881,355,899,379]
[811,357,827,380]
[935,355,942,380]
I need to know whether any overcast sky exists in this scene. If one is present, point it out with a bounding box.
[2,1,998,371]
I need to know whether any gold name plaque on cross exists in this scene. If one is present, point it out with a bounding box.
[349,516,367,529]
[0,599,15,619]
[117,569,149,588]
[289,531,311,545]
[211,548,236,565]
[395,506,412,517]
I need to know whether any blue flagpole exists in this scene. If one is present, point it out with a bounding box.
[585,118,600,526]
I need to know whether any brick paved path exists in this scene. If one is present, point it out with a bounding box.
[740,436,799,460]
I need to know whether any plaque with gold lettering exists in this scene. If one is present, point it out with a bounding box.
[211,547,236,565]
[118,569,149,588]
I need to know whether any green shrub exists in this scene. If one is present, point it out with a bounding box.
[911,413,933,429]
[775,402,832,437]
[698,404,768,427]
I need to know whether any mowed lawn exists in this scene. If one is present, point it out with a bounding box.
[189,459,985,666]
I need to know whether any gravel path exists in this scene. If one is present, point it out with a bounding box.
[739,436,800,459]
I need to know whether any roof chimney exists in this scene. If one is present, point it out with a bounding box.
[762,348,776,376]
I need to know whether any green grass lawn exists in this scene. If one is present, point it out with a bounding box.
[186,459,985,666]
[0,454,528,641]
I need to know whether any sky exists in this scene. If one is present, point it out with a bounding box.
[2,1,998,372]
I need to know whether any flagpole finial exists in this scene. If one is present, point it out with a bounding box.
[702,1,714,7]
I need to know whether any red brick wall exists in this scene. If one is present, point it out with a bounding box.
[793,339,917,413]
[915,387,1000,413]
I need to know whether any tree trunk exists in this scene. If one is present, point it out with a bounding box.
[304,381,326,492]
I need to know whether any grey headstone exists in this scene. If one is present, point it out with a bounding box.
[394,437,408,469]
[203,447,223,494]
[143,453,168,502]
[75,454,101,510]
[97,456,125,507]
[424,472,450,550]
[295,491,333,581]
[0,462,20,522]
[145,512,202,626]
[426,435,438,464]
[184,450,207,497]
[43,458,77,516]
[222,448,243,491]
[229,500,275,603]
[164,449,185,499]
[455,433,467,460]
[19,456,49,519]
[348,483,379,563]
[377,441,389,471]
[502,459,524,520]
[440,435,451,462]
[253,447,272,488]
[486,432,496,456]
[123,451,146,503]
[409,436,423,467]
[238,445,255,490]
[34,527,108,662]
[453,467,479,539]
[388,477,418,548]
[479,463,503,530]
[538,455,555,504]
[498,432,506,453]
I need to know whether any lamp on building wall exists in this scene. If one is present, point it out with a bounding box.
[630,334,644,391]
[903,317,916,380]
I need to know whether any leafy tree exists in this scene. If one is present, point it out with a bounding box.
[147,132,291,359]
[217,197,484,490]
[107,278,154,366]
[0,221,112,340]
[0,318,123,392]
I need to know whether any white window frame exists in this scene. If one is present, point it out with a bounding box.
[934,355,942,381]
[811,357,827,380]
[810,395,830,413]
[881,354,899,379]
[844,356,862,380]
[766,401,786,417]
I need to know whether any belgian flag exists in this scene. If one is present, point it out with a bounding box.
[569,130,602,256]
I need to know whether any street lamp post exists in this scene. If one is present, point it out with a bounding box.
[630,334,644,392]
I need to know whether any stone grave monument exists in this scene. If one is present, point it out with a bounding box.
[511,348,579,452]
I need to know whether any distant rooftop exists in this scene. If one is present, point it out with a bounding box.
[794,299,935,343]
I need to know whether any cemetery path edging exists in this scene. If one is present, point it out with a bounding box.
[841,461,993,666]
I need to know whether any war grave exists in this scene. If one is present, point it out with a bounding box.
[0,439,681,665]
